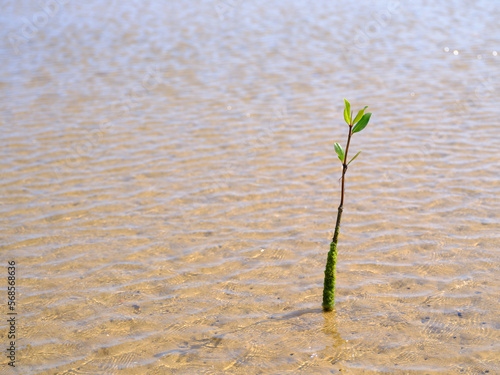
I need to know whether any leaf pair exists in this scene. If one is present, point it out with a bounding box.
[343,99,372,134]
[334,142,361,166]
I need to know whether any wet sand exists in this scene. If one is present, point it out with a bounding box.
[1,0,499,373]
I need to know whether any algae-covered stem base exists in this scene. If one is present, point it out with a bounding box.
[322,205,343,311]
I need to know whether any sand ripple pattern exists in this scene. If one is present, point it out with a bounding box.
[1,0,499,373]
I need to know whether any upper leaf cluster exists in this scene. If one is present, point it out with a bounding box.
[334,99,373,166]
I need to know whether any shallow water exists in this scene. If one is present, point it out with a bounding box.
[1,0,499,373]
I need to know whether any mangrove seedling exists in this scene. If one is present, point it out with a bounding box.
[322,99,372,311]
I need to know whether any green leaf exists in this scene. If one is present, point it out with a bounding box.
[352,113,371,134]
[353,106,368,125]
[334,142,345,162]
[343,99,351,125]
[347,151,361,166]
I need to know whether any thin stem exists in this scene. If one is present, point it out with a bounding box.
[340,125,353,208]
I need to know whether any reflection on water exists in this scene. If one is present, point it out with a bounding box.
[1,0,499,373]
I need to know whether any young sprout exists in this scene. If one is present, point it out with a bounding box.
[322,99,372,312]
